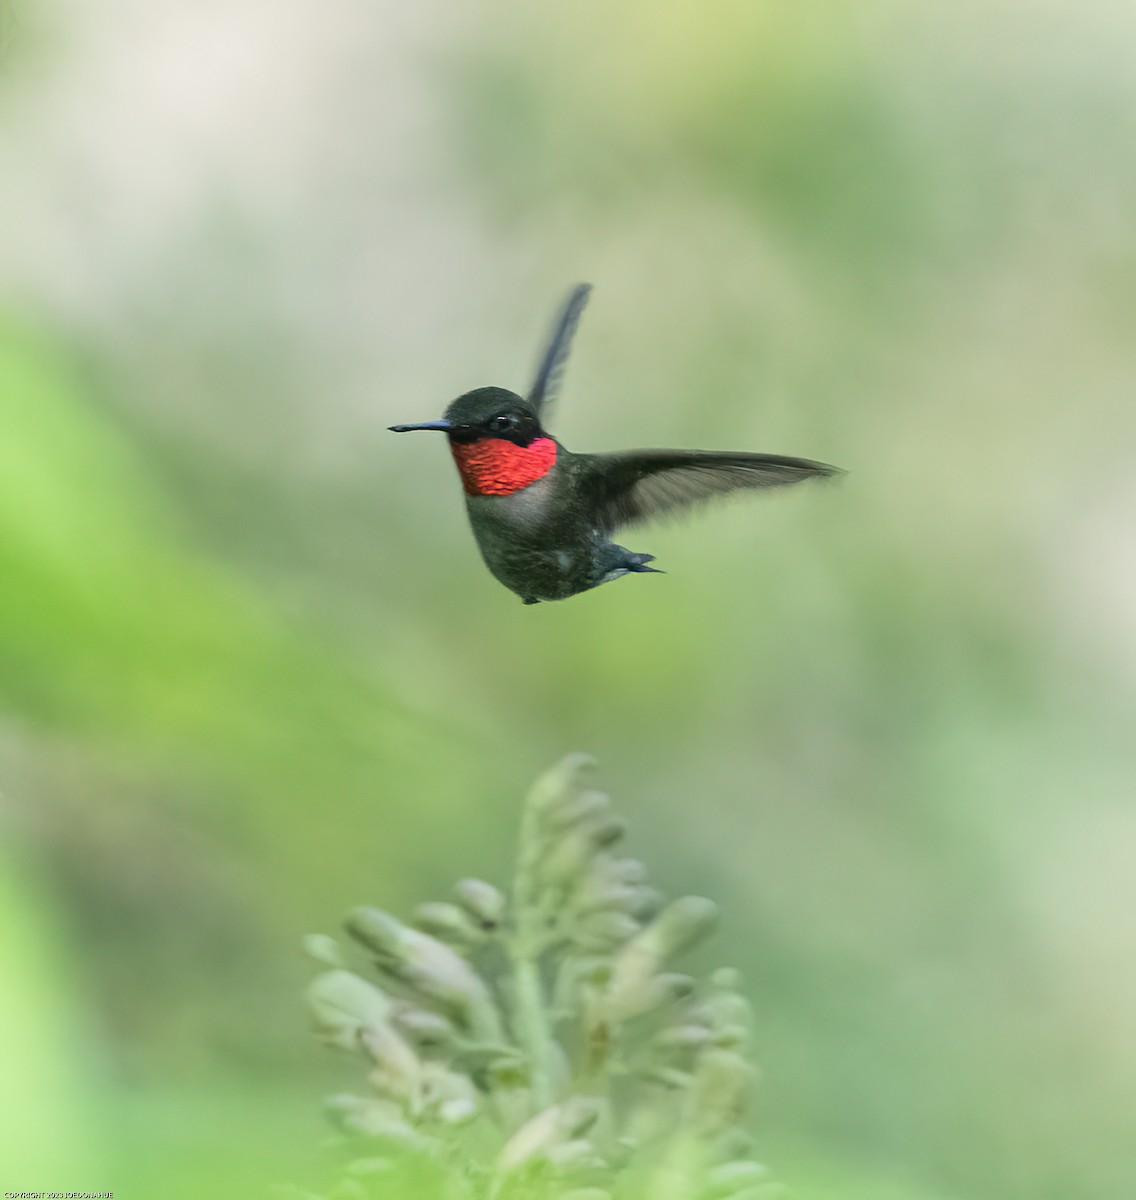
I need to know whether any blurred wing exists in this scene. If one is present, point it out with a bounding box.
[528,283,592,418]
[579,449,842,531]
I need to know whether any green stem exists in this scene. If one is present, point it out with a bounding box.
[511,952,555,1112]
[510,787,557,1113]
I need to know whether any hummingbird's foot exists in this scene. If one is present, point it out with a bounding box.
[521,596,541,605]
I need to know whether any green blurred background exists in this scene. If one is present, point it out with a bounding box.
[2,1,1135,1196]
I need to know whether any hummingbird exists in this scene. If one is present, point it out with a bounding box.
[390,284,841,605]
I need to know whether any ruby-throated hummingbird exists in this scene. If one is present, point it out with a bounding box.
[390,284,841,605]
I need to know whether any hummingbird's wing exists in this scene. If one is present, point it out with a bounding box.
[528,283,592,419]
[578,449,842,532]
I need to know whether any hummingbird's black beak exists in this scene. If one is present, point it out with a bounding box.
[388,420,453,433]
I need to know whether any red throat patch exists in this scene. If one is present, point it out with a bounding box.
[451,436,557,496]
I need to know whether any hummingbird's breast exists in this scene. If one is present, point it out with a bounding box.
[461,460,598,601]
[463,467,560,539]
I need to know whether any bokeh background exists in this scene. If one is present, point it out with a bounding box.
[2,1,1135,1196]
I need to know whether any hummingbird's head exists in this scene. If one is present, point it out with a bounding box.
[389,387,544,446]
[444,387,545,446]
[390,387,557,497]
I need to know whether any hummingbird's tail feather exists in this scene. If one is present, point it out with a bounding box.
[592,545,665,589]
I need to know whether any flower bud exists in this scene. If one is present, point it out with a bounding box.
[306,970,392,1048]
[549,789,612,830]
[539,831,594,886]
[346,907,502,1038]
[559,1093,602,1136]
[526,752,596,815]
[705,977,753,1044]
[714,1023,750,1049]
[600,857,648,886]
[678,1001,715,1028]
[542,818,627,885]
[439,1096,478,1125]
[324,1094,426,1146]
[640,1064,694,1089]
[496,1103,561,1173]
[571,854,648,910]
[585,883,641,915]
[360,1022,421,1096]
[345,906,409,958]
[655,1024,714,1052]
[687,1048,755,1135]
[655,973,698,1002]
[605,970,696,1023]
[303,933,345,968]
[420,1060,479,1124]
[453,878,507,929]
[604,897,716,1021]
[587,816,628,850]
[639,896,719,961]
[625,885,664,919]
[545,1138,601,1168]
[496,1096,602,1174]
[413,901,484,944]
[551,955,610,1018]
[392,1007,456,1046]
[572,909,640,950]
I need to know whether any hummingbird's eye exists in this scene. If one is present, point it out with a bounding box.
[490,414,516,432]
